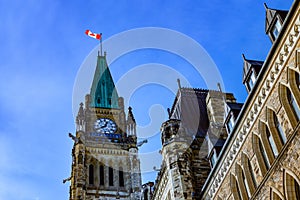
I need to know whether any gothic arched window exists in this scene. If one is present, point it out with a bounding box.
[242,168,251,198]
[273,112,286,144]
[236,164,250,200]
[253,134,269,176]
[280,70,300,128]
[230,174,242,200]
[241,152,257,197]
[271,190,283,200]
[285,171,300,199]
[287,88,300,121]
[259,137,270,170]
[266,126,279,158]
[248,158,257,188]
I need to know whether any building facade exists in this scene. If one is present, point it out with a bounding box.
[152,0,300,200]
[202,1,300,199]
[67,54,142,200]
[152,86,242,200]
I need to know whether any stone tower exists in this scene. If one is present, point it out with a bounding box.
[154,88,212,199]
[68,53,142,200]
[152,86,241,199]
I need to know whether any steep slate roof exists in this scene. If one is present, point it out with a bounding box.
[90,55,119,109]
[170,87,209,137]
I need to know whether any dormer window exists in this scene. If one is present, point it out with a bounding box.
[272,19,282,40]
[242,54,264,93]
[225,102,243,134]
[264,4,288,43]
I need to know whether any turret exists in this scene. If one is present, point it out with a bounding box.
[76,102,85,131]
[127,106,136,136]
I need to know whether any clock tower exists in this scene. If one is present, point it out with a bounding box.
[68,53,142,200]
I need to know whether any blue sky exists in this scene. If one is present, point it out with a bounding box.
[0,0,294,199]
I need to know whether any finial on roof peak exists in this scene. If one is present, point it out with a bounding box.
[217,83,223,93]
[264,2,268,10]
[242,53,246,60]
[177,78,181,89]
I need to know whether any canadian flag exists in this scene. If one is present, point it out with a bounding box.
[85,30,102,40]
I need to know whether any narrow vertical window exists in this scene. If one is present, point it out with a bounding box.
[295,178,300,199]
[109,167,114,186]
[248,159,257,188]
[119,168,124,187]
[231,174,242,200]
[236,179,243,200]
[89,164,94,185]
[273,112,286,144]
[285,172,300,199]
[99,165,104,186]
[259,139,270,169]
[266,127,278,157]
[242,170,251,198]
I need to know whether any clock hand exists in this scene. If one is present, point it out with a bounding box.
[100,121,107,128]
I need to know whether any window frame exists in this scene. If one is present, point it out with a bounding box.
[89,164,94,185]
[266,127,279,158]
[99,165,104,186]
[109,167,114,186]
[119,167,125,187]
[226,113,235,134]
[271,18,282,40]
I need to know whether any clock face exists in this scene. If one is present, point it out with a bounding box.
[94,118,117,134]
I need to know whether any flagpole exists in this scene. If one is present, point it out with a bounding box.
[100,33,103,56]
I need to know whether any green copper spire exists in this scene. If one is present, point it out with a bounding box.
[90,54,119,109]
